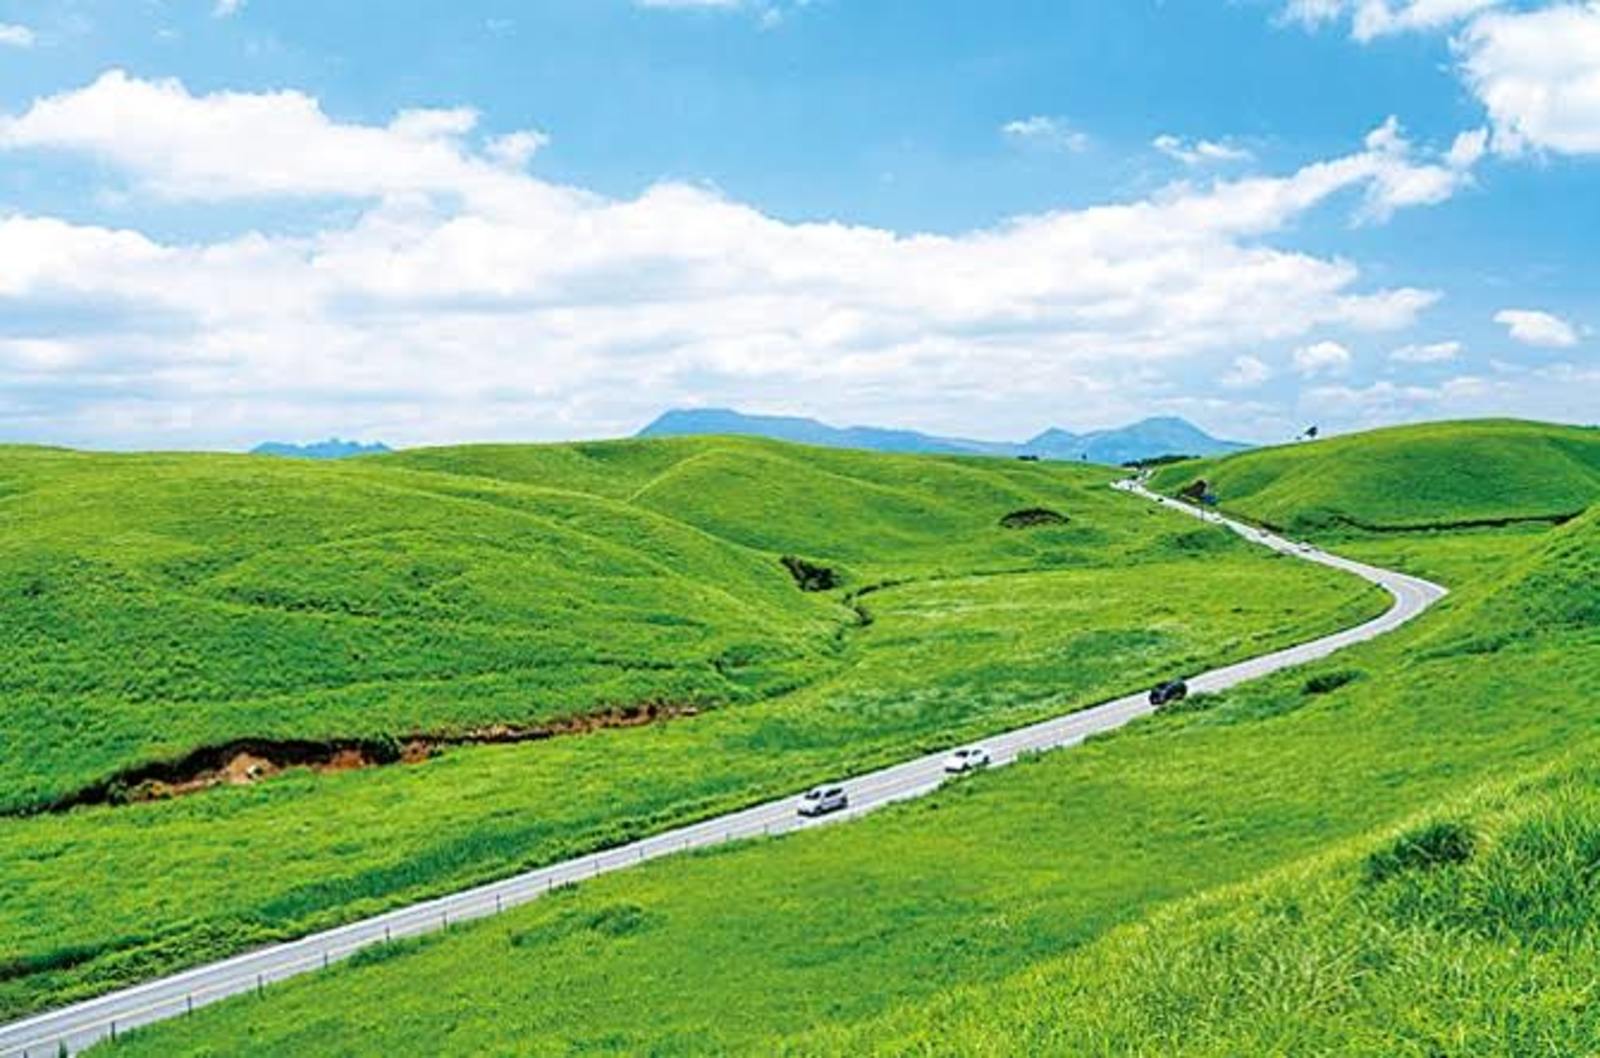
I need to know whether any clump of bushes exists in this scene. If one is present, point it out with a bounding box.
[1302,669,1363,696]
[1364,820,1476,885]
[999,508,1070,529]
[780,555,838,592]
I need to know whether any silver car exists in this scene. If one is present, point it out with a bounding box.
[797,785,848,817]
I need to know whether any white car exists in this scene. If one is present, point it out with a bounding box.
[944,747,992,774]
[797,785,848,817]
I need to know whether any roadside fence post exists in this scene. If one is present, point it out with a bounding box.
[257,973,264,997]
[496,893,503,913]
[323,950,329,970]
[110,1019,117,1040]
[385,925,391,943]
[188,993,194,1015]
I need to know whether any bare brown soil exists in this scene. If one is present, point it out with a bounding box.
[36,701,701,814]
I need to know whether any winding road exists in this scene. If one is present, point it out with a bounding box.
[0,481,1447,1057]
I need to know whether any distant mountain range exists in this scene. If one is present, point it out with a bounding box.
[637,409,1250,465]
[251,439,393,460]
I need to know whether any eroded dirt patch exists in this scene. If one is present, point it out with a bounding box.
[33,702,701,814]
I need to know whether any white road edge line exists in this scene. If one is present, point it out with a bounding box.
[0,479,1447,1057]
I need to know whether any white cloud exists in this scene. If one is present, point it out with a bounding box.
[1221,354,1274,388]
[212,0,245,16]
[1494,308,1580,348]
[1002,116,1090,152]
[1459,2,1600,156]
[0,22,35,47]
[1390,339,1462,362]
[0,71,555,208]
[1288,2,1600,159]
[0,73,1475,448]
[1283,0,1500,42]
[1152,134,1253,166]
[1293,340,1353,376]
[1306,115,1476,223]
[486,129,549,169]
[1445,127,1489,168]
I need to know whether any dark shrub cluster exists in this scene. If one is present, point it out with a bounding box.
[1364,820,1476,885]
[999,508,1070,529]
[780,555,838,591]
[1302,669,1363,696]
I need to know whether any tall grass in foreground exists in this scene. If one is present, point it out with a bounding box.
[792,755,1600,1057]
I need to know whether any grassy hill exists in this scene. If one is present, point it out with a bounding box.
[104,423,1600,1056]
[0,436,1380,1020]
[0,442,843,812]
[1149,419,1600,533]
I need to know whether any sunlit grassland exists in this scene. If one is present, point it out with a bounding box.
[102,427,1600,1057]
[1150,418,1600,533]
[0,437,1381,1019]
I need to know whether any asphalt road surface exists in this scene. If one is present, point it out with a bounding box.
[0,481,1447,1057]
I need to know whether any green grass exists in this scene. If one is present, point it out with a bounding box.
[1149,418,1600,533]
[0,437,1382,1020]
[99,439,1600,1055]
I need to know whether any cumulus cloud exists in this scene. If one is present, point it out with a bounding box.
[1390,339,1462,362]
[1494,308,1580,347]
[1283,0,1501,42]
[1152,135,1253,166]
[1288,1,1600,159]
[1459,2,1600,156]
[0,73,1474,447]
[1293,340,1353,376]
[1002,116,1090,152]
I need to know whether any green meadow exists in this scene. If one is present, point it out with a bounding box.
[1149,418,1600,533]
[0,436,1379,1020]
[96,419,1600,1056]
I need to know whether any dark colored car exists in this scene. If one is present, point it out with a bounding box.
[1149,679,1189,707]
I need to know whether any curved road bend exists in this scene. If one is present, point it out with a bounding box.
[0,481,1447,1057]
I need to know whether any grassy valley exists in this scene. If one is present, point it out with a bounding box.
[92,419,1600,1056]
[0,436,1380,1021]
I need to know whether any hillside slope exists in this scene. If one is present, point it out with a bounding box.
[0,436,1383,1020]
[2,436,1177,811]
[1150,419,1600,532]
[105,427,1600,1057]
[0,443,845,811]
[787,506,1600,1057]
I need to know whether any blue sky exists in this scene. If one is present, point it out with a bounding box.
[0,0,1595,449]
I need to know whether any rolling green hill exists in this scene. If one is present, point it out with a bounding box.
[0,442,843,812]
[0,436,1381,1020]
[1149,419,1600,533]
[103,422,1600,1057]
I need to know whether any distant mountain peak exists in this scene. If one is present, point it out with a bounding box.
[638,408,1249,465]
[251,438,392,460]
